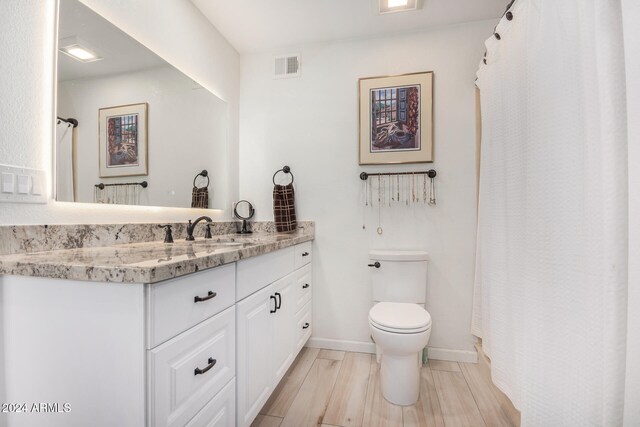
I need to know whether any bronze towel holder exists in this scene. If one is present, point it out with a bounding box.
[273,165,294,185]
[193,170,209,188]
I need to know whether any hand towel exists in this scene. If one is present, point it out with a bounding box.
[191,187,209,209]
[273,183,297,232]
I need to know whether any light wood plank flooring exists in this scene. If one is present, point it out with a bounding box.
[252,348,520,427]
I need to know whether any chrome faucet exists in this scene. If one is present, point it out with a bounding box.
[186,216,213,241]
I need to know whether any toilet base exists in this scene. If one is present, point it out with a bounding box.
[379,351,421,406]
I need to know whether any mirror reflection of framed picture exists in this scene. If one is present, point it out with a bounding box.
[98,103,148,177]
[358,71,433,165]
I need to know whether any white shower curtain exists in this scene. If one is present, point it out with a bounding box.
[56,120,74,202]
[473,0,628,425]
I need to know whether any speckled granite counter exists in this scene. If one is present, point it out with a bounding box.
[0,222,314,283]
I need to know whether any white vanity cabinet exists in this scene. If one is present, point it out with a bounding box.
[236,242,313,427]
[0,240,312,427]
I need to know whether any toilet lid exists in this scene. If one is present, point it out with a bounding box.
[369,302,431,332]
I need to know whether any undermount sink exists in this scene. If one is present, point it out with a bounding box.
[170,239,254,249]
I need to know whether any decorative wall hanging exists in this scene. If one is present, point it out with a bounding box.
[359,170,437,233]
[358,72,433,165]
[99,103,148,177]
[93,181,148,205]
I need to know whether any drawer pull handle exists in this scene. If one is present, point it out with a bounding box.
[275,292,282,310]
[194,291,217,303]
[194,357,217,376]
[303,323,310,329]
[302,283,310,289]
[368,262,381,268]
[270,295,277,313]
[302,252,310,257]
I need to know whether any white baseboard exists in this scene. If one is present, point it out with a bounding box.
[427,347,478,363]
[306,337,478,363]
[306,337,376,354]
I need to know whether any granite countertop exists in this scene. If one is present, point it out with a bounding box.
[0,229,313,284]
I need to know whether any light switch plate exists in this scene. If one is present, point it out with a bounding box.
[0,164,47,204]
[32,175,42,195]
[2,172,15,193]
[17,174,29,194]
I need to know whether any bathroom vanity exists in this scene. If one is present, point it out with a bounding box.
[0,223,314,427]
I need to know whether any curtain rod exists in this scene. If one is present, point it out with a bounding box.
[57,116,78,128]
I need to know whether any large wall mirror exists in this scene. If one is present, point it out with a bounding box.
[55,0,230,210]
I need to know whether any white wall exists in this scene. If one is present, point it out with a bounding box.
[239,20,494,356]
[623,0,639,425]
[58,65,229,209]
[0,0,239,225]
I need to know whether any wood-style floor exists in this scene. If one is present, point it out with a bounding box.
[252,348,520,427]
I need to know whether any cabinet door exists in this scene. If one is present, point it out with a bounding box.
[271,273,296,385]
[236,285,275,427]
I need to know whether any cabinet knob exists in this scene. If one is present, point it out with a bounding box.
[302,322,310,329]
[302,283,310,289]
[302,252,309,257]
[194,291,217,303]
[368,262,381,268]
[194,357,217,376]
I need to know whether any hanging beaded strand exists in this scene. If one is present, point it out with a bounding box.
[412,173,416,204]
[377,175,383,235]
[365,177,368,207]
[429,174,437,205]
[362,178,367,229]
[423,174,427,203]
[406,174,409,206]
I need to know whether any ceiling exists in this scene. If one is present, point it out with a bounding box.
[58,0,166,81]
[191,0,507,53]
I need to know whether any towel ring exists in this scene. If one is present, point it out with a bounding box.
[272,165,294,185]
[193,170,210,188]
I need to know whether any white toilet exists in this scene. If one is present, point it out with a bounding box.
[368,250,431,406]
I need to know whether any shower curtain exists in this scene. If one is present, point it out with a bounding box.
[473,0,629,425]
[56,120,74,202]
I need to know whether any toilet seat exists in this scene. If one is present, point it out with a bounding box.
[370,319,431,334]
[369,302,431,334]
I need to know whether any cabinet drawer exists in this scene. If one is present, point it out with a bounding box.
[147,264,235,348]
[294,241,312,270]
[295,301,312,353]
[236,246,294,301]
[185,378,235,427]
[294,264,312,313]
[149,306,235,427]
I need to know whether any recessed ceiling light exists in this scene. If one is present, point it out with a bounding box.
[58,36,103,63]
[378,0,419,14]
[388,0,409,7]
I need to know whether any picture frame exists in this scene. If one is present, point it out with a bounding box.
[359,71,433,165]
[98,103,148,177]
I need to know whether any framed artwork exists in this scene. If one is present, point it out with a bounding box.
[359,71,433,165]
[99,103,148,177]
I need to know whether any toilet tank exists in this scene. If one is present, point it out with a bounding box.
[370,250,429,304]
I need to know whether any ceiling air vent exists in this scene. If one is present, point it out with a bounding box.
[274,54,300,79]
